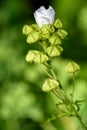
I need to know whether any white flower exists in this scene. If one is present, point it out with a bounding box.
[34,6,55,28]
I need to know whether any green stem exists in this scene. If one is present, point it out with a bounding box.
[73,107,87,130]
[50,68,57,80]
[77,115,87,130]
[72,72,75,99]
[52,90,64,101]
[43,61,87,130]
[42,68,53,79]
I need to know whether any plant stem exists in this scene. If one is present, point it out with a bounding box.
[42,68,53,79]
[72,72,75,99]
[77,116,87,130]
[73,107,87,130]
[43,61,87,130]
[52,90,64,101]
[50,68,57,80]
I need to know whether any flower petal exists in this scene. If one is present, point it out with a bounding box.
[34,6,55,28]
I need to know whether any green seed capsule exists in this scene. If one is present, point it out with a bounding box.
[26,31,40,44]
[65,61,80,73]
[42,78,59,92]
[22,24,33,35]
[54,19,62,28]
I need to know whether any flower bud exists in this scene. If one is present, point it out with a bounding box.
[47,46,63,57]
[26,31,40,44]
[34,6,55,28]
[26,50,48,63]
[49,34,61,45]
[54,19,62,28]
[57,29,68,39]
[65,61,80,73]
[22,25,33,35]
[42,78,59,92]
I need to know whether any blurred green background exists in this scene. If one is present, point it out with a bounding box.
[0,0,87,130]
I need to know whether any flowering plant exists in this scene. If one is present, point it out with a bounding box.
[22,6,87,130]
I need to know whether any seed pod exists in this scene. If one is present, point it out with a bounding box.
[26,31,40,44]
[40,25,52,39]
[34,52,49,63]
[31,24,39,31]
[26,50,48,63]
[25,50,37,62]
[49,34,61,45]
[42,78,59,92]
[57,29,68,39]
[65,61,80,73]
[54,19,62,28]
[47,46,63,57]
[22,25,33,35]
